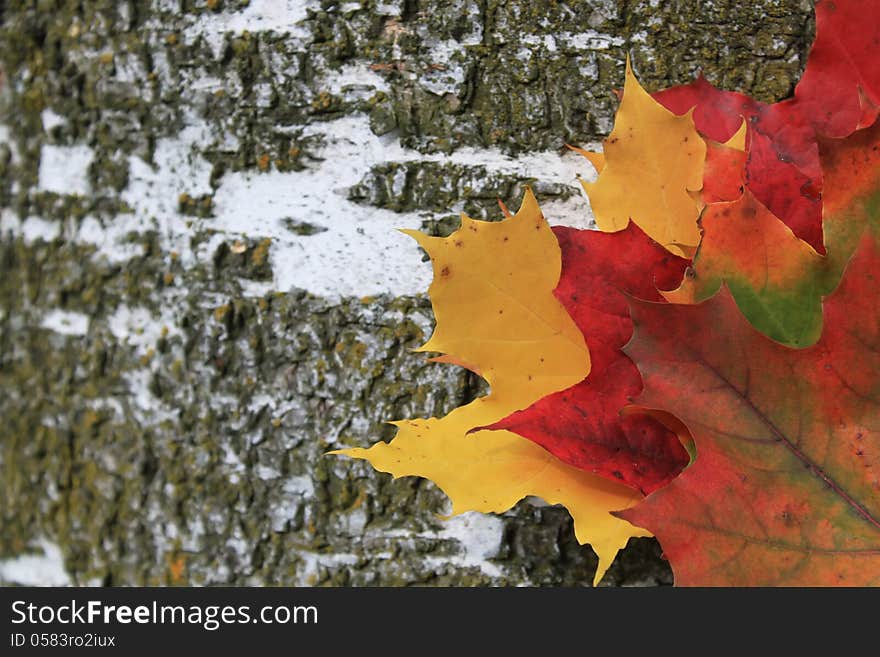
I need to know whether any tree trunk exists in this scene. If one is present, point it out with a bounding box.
[0,0,814,586]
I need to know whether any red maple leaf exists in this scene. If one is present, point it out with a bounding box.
[485,224,691,495]
[794,0,880,138]
[654,81,823,252]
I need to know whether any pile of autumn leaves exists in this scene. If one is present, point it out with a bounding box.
[337,0,880,586]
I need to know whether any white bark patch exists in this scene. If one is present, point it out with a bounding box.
[15,95,601,301]
[40,309,90,336]
[37,144,93,196]
[423,513,506,579]
[0,540,72,586]
[41,108,67,132]
[181,0,317,58]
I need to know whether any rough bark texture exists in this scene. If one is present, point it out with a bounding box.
[0,0,814,586]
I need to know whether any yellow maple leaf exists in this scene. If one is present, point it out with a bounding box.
[581,60,706,258]
[333,189,649,585]
[724,119,747,151]
[567,143,605,174]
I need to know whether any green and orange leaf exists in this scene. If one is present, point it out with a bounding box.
[663,187,826,348]
[820,119,880,283]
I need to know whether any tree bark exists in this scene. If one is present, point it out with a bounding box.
[0,0,814,586]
